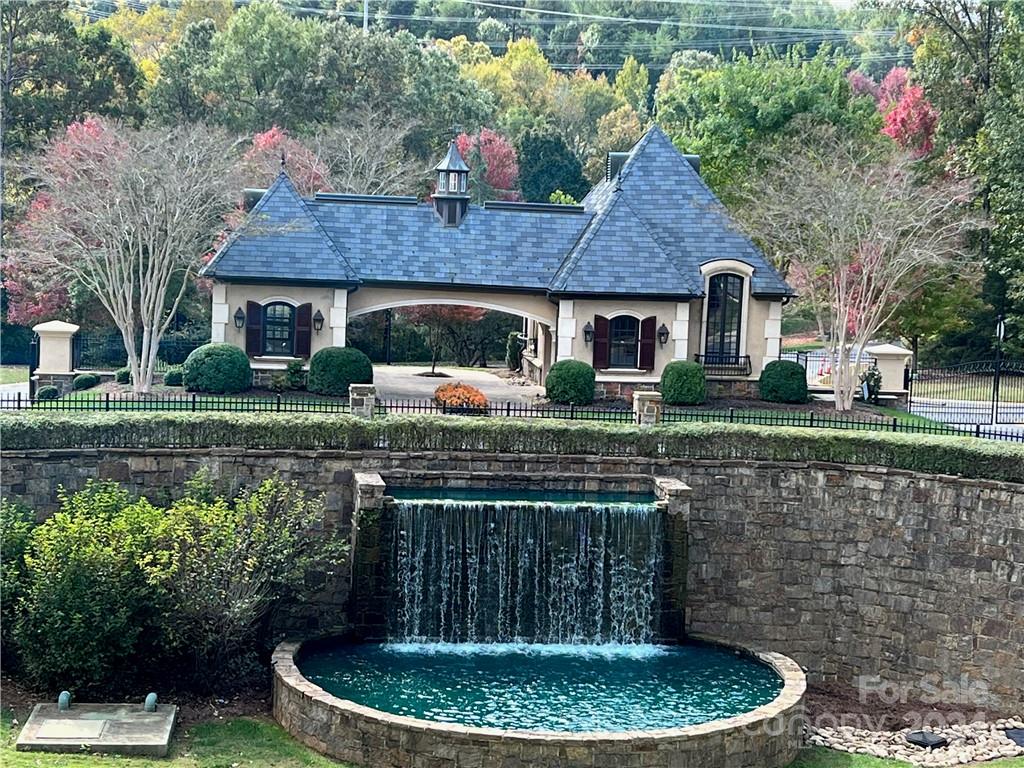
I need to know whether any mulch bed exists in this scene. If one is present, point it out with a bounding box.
[805,682,1002,730]
[1,674,271,729]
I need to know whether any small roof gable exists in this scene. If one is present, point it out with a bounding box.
[202,173,358,284]
[555,126,792,298]
[434,140,470,173]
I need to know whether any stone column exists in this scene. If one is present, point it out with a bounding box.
[556,299,575,361]
[351,471,388,638]
[864,343,913,394]
[211,282,229,343]
[653,476,692,639]
[330,288,348,348]
[672,301,689,360]
[349,384,376,418]
[33,320,80,393]
[633,391,663,426]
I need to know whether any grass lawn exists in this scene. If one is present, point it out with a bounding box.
[3,715,1023,768]
[0,365,28,385]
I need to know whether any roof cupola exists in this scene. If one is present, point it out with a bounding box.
[433,140,470,227]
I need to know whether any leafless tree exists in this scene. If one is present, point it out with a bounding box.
[733,126,981,410]
[11,119,241,393]
[312,109,423,195]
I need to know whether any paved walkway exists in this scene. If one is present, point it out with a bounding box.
[373,365,544,404]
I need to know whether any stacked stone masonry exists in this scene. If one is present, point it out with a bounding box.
[2,448,1021,711]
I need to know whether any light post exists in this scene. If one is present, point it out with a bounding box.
[992,314,1005,424]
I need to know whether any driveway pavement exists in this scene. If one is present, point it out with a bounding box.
[373,365,544,404]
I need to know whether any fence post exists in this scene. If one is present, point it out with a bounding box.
[191,393,197,412]
[349,384,376,419]
[276,394,282,413]
[729,407,735,423]
[809,412,815,428]
[505,402,511,417]
[105,392,110,412]
[16,392,21,410]
[633,391,663,427]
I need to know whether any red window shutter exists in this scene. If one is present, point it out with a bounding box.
[295,303,312,357]
[245,301,262,357]
[639,316,656,371]
[592,315,610,369]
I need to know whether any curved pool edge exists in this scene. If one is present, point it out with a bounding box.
[271,636,806,768]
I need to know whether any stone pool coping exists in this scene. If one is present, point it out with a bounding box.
[271,634,806,768]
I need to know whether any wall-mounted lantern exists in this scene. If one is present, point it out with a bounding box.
[233,307,246,329]
[583,321,594,344]
[313,309,325,333]
[657,323,670,346]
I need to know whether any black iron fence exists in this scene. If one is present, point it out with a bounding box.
[909,358,1024,425]
[2,393,1022,442]
[694,354,751,377]
[71,330,208,373]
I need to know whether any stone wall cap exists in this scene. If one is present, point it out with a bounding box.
[33,320,80,334]
[864,343,912,357]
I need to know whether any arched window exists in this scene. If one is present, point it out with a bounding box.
[609,315,640,368]
[704,273,743,362]
[263,302,295,355]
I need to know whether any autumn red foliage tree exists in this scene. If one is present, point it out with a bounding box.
[242,125,330,196]
[456,129,519,202]
[847,66,938,157]
[402,305,488,373]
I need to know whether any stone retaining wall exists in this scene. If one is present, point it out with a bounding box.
[271,635,806,768]
[2,447,1021,711]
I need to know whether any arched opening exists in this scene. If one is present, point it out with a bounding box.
[704,273,744,363]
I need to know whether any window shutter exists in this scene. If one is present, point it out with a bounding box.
[245,301,262,357]
[295,303,312,357]
[592,315,610,369]
[639,316,656,371]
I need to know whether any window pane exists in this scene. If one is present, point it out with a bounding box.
[264,303,295,355]
[705,274,743,361]
[609,316,639,368]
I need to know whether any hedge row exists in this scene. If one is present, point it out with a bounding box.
[2,412,1023,483]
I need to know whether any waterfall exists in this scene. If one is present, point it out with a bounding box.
[388,499,662,644]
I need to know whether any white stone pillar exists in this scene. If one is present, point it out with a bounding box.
[211,282,228,343]
[349,384,376,418]
[331,288,348,347]
[864,343,913,393]
[33,320,79,374]
[633,391,663,427]
[763,301,783,371]
[672,302,689,360]
[556,299,575,361]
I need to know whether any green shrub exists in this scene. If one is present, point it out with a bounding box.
[660,361,706,405]
[545,360,595,405]
[114,366,132,384]
[506,331,524,371]
[35,385,60,400]
[183,343,251,394]
[72,373,100,391]
[307,346,372,396]
[285,360,305,390]
[860,364,882,404]
[1,501,34,659]
[759,360,809,404]
[11,475,342,694]
[163,366,184,387]
[15,481,167,693]
[269,372,289,393]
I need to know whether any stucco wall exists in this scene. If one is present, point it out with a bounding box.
[4,448,1020,712]
[347,285,558,327]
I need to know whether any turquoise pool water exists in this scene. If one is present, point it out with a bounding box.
[298,642,782,732]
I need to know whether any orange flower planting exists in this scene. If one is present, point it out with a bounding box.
[434,382,489,409]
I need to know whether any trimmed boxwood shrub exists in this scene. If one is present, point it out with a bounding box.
[307,347,373,397]
[163,366,184,387]
[72,373,101,391]
[759,360,809,403]
[545,360,595,405]
[182,344,251,394]
[35,385,60,400]
[114,366,132,385]
[2,413,1023,484]
[660,361,706,405]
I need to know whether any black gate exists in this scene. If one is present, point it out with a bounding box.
[909,359,1024,424]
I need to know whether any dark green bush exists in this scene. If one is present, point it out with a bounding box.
[759,360,809,404]
[35,385,59,400]
[11,476,342,694]
[307,346,372,396]
[72,373,100,391]
[1,501,34,659]
[183,343,251,394]
[545,360,595,405]
[114,366,132,384]
[1,323,33,365]
[285,360,305,390]
[660,361,706,405]
[163,366,184,387]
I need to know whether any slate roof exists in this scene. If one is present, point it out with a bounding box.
[203,126,792,299]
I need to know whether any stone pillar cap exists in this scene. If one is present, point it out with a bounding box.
[864,343,912,357]
[33,320,80,334]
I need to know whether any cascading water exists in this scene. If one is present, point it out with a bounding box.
[388,496,662,644]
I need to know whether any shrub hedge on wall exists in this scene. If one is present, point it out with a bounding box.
[545,360,596,405]
[307,347,373,396]
[759,360,809,404]
[660,361,706,405]
[2,413,1023,484]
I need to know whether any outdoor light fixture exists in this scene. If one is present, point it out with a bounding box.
[657,323,670,346]
[583,321,594,344]
[313,309,325,333]
[233,307,245,329]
